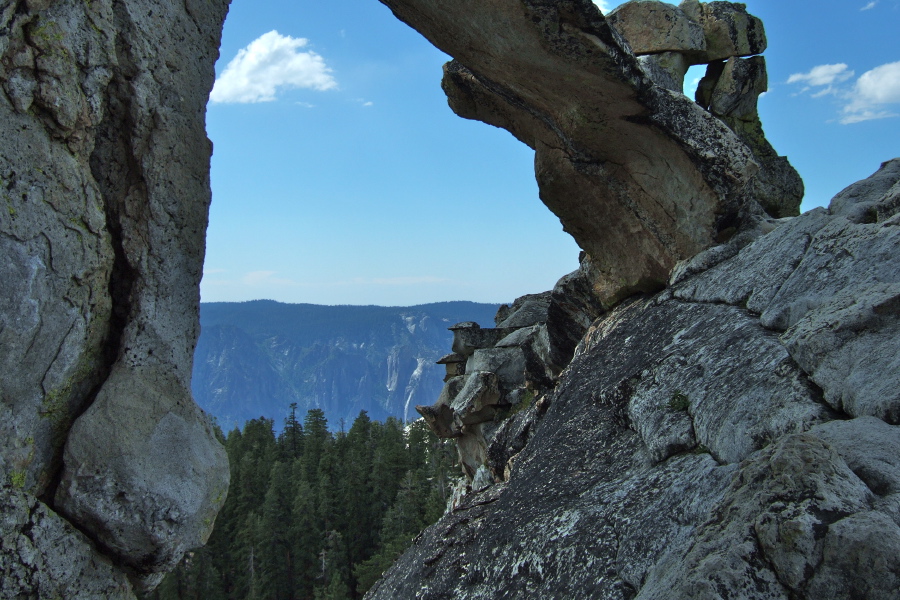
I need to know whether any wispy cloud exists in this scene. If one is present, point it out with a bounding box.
[210,31,337,104]
[861,1,878,10]
[364,276,448,286]
[842,60,900,123]
[788,61,900,124]
[787,63,855,94]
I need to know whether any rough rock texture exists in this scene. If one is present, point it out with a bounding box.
[417,264,601,492]
[383,0,781,308]
[383,0,802,307]
[0,484,136,599]
[606,1,706,57]
[368,161,900,599]
[0,0,230,592]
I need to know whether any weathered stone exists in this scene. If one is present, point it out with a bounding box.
[709,56,767,120]
[672,160,900,423]
[56,365,229,578]
[679,0,767,62]
[0,0,230,590]
[456,423,489,480]
[546,256,607,372]
[495,292,551,328]
[639,432,882,600]
[416,375,466,438]
[606,0,706,56]
[637,51,690,92]
[368,162,900,600]
[437,352,467,380]
[702,56,803,218]
[0,485,136,599]
[466,347,527,393]
[829,157,900,223]
[450,322,514,356]
[450,371,502,427]
[382,0,770,306]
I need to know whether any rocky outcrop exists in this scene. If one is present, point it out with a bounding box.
[380,0,801,308]
[416,261,603,496]
[0,484,136,599]
[369,157,900,599]
[0,0,230,592]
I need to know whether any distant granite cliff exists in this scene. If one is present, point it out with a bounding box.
[192,301,500,429]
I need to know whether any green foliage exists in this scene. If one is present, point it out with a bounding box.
[668,390,690,411]
[151,408,458,600]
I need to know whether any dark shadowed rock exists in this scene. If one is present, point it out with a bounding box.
[0,484,135,599]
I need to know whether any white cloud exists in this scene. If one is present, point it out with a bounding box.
[861,1,878,10]
[841,60,900,123]
[592,0,613,14]
[787,63,855,88]
[210,31,337,104]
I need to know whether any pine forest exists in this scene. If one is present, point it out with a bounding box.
[149,407,457,599]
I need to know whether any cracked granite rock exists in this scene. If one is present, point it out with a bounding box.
[1,0,230,592]
[367,160,900,599]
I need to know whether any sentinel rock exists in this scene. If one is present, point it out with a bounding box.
[0,0,230,593]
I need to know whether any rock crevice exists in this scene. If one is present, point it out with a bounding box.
[1,0,230,594]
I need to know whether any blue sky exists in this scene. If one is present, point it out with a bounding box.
[200,0,899,306]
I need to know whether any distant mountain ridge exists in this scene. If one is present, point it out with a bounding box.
[192,300,501,430]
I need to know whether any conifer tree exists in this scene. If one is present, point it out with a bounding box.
[260,461,296,600]
[155,406,457,599]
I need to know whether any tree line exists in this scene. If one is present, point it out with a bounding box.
[150,405,457,599]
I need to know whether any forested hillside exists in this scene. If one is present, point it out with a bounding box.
[150,407,457,599]
[193,301,500,430]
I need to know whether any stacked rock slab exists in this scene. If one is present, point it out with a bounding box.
[416,267,604,496]
[0,0,230,594]
[380,0,801,308]
[606,0,803,218]
[370,156,900,599]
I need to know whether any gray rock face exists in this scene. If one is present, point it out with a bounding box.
[385,0,775,308]
[0,0,230,592]
[56,364,229,576]
[606,1,706,56]
[0,484,136,599]
[680,0,767,61]
[383,0,803,307]
[367,161,900,600]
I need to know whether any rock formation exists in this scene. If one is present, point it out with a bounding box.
[366,1,900,598]
[1,0,896,596]
[382,0,802,308]
[0,0,230,594]
[371,158,900,599]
